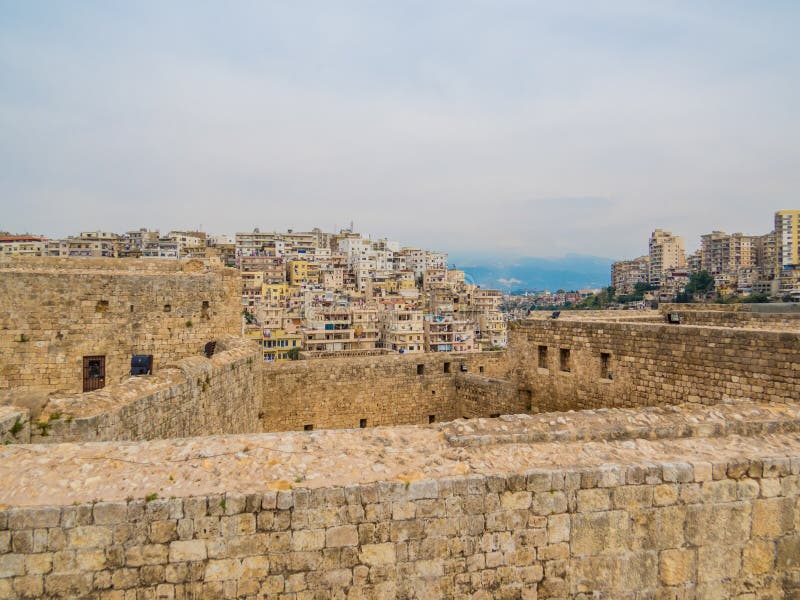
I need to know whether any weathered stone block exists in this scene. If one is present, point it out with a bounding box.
[169,540,207,562]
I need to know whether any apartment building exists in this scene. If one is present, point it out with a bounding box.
[66,231,122,258]
[378,307,424,354]
[648,229,686,287]
[303,305,356,353]
[700,231,755,276]
[0,236,48,257]
[424,313,475,353]
[611,256,650,294]
[776,210,800,272]
[351,306,380,350]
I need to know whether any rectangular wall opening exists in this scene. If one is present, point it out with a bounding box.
[428,415,435,424]
[521,389,533,412]
[538,346,548,369]
[304,424,314,431]
[359,418,367,428]
[417,364,424,375]
[82,356,106,392]
[600,352,612,380]
[443,362,451,374]
[560,348,571,372]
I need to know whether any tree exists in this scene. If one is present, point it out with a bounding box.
[684,271,714,298]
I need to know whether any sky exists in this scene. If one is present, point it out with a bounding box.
[1,1,798,259]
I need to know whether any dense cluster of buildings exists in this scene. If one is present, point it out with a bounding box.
[233,228,506,360]
[612,209,800,302]
[0,227,508,360]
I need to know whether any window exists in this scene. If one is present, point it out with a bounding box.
[304,424,314,431]
[417,364,424,375]
[479,366,485,374]
[82,356,106,392]
[600,352,612,380]
[538,346,548,369]
[359,418,367,428]
[443,362,451,374]
[428,415,436,423]
[560,348,571,372]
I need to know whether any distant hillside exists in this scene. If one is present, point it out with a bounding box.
[453,254,614,292]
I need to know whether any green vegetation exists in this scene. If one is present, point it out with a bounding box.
[574,286,616,310]
[9,417,24,437]
[685,270,714,297]
[145,493,158,502]
[286,347,301,361]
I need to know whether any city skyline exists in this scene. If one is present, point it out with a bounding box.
[2,2,799,257]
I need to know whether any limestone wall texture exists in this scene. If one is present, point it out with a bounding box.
[509,319,800,412]
[16,350,509,443]
[29,337,262,444]
[455,374,528,419]
[259,352,509,431]
[0,257,241,397]
[658,304,800,331]
[0,442,797,598]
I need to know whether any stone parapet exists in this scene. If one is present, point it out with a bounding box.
[0,402,798,597]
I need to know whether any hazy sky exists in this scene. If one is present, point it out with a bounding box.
[1,1,798,258]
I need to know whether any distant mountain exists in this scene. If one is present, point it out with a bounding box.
[452,254,614,292]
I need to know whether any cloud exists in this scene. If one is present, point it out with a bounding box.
[497,278,523,286]
[0,1,798,259]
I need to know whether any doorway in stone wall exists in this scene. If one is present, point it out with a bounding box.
[82,355,106,392]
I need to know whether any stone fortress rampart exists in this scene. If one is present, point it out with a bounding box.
[0,257,241,400]
[0,257,799,597]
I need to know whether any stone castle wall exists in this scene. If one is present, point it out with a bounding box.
[509,319,800,413]
[0,258,241,398]
[658,304,800,331]
[17,350,510,443]
[455,374,527,419]
[30,336,262,444]
[0,412,797,598]
[258,352,510,432]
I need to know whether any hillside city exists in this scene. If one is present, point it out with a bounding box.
[0,227,508,361]
[2,208,798,360]
[502,208,800,317]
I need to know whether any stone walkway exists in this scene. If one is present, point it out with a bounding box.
[1,401,798,507]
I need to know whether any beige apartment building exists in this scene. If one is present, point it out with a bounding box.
[611,256,650,294]
[700,231,755,276]
[754,231,777,278]
[424,313,475,353]
[378,307,424,354]
[303,306,357,353]
[67,231,122,258]
[0,236,48,257]
[648,229,686,287]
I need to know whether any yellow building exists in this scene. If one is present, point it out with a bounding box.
[247,327,302,362]
[776,210,800,273]
[262,283,293,305]
[288,260,318,286]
